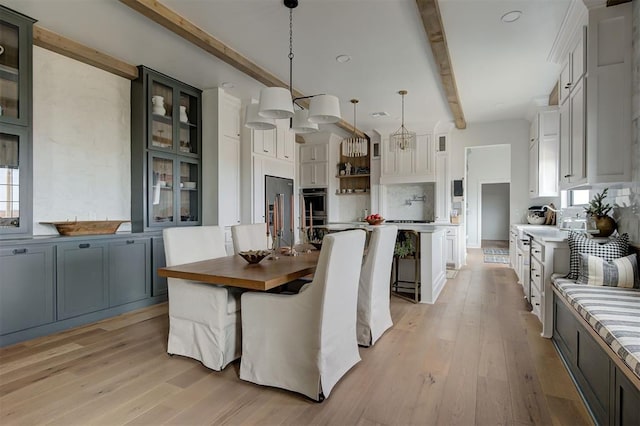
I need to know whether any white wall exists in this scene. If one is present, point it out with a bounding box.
[32,47,131,235]
[450,120,530,242]
[481,183,510,241]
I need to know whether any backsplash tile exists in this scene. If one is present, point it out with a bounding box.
[384,183,435,221]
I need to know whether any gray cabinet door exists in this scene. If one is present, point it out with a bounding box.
[109,238,151,306]
[57,241,109,320]
[0,245,54,335]
[152,237,167,296]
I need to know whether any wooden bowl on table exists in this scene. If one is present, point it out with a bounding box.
[238,250,271,264]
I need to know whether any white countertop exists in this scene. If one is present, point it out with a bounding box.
[525,228,569,243]
[321,222,446,233]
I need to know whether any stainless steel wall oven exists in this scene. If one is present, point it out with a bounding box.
[301,188,327,225]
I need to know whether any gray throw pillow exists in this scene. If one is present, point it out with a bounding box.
[577,253,639,288]
[566,232,629,280]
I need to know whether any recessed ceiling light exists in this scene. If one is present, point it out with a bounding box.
[221,82,234,89]
[370,111,390,118]
[336,54,351,63]
[501,10,522,23]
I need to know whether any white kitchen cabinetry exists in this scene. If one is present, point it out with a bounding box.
[300,143,328,188]
[558,4,632,190]
[276,120,295,162]
[442,225,463,269]
[527,235,569,338]
[301,163,328,187]
[300,144,328,163]
[529,109,559,198]
[253,128,276,158]
[435,151,449,223]
[380,134,434,184]
[559,29,585,105]
[559,79,586,188]
[202,88,241,230]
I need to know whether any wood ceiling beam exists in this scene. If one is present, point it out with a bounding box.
[119,0,366,138]
[415,0,467,130]
[33,26,139,80]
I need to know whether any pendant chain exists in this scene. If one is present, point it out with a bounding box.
[288,8,294,95]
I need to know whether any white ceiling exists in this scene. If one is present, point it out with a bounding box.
[3,0,571,135]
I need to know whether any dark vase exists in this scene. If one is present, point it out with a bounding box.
[593,215,617,237]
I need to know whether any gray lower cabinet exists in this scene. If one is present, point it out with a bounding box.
[553,294,640,425]
[57,241,109,320]
[0,245,54,334]
[615,368,640,426]
[152,236,167,296]
[109,238,151,306]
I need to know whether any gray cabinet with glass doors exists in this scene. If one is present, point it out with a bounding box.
[0,6,35,239]
[131,66,202,232]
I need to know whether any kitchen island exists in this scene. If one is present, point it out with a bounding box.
[318,223,447,304]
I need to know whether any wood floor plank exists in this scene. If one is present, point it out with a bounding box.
[0,248,593,425]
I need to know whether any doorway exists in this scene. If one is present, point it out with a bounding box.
[480,182,510,247]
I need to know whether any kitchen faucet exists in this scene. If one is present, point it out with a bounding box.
[405,195,426,206]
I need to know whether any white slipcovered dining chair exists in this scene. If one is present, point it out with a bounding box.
[231,223,268,254]
[163,226,242,371]
[356,225,398,347]
[239,230,366,401]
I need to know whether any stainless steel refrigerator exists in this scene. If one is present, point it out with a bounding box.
[265,175,294,246]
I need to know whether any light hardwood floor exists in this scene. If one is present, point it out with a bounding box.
[0,249,592,425]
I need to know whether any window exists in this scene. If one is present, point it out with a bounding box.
[571,190,590,206]
[560,189,590,208]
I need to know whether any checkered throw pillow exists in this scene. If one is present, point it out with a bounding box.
[577,253,639,288]
[566,232,629,279]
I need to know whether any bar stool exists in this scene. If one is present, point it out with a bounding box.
[390,230,421,303]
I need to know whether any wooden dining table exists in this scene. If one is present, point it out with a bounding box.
[158,250,320,291]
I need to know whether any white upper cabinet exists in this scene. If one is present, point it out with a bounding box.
[558,2,632,189]
[380,134,434,184]
[559,28,586,105]
[202,89,241,227]
[529,109,560,198]
[300,144,328,163]
[275,120,295,162]
[253,128,276,158]
[299,143,328,188]
[252,120,295,162]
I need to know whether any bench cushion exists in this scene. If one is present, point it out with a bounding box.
[552,276,640,380]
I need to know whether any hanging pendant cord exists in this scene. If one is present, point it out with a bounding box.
[288,7,294,97]
[353,102,357,138]
[401,93,405,128]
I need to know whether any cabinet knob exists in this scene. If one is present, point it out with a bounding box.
[79,243,90,249]
[565,82,572,88]
[536,274,541,278]
[564,174,572,178]
[535,303,540,306]
[126,240,135,244]
[534,250,540,253]
[12,248,27,255]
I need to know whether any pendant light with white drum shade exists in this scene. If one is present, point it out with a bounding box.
[308,94,341,124]
[291,109,318,134]
[258,87,294,119]
[245,103,276,130]
[246,0,340,133]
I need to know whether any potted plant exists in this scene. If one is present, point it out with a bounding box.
[584,188,617,237]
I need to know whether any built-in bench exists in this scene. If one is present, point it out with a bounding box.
[552,277,640,425]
